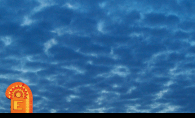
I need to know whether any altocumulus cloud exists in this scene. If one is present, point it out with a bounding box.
[0,0,195,113]
[44,39,58,55]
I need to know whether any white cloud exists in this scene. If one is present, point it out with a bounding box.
[189,41,195,46]
[155,89,169,100]
[62,2,87,13]
[129,32,144,38]
[51,26,90,37]
[18,78,30,84]
[96,65,130,78]
[111,65,130,77]
[66,95,79,102]
[50,109,57,113]
[185,53,195,58]
[112,84,120,88]
[51,27,75,36]
[164,81,174,87]
[21,16,35,26]
[62,65,86,75]
[95,90,121,106]
[126,104,150,113]
[109,48,120,60]
[87,60,93,65]
[99,2,107,8]
[95,96,106,105]
[44,39,58,54]
[12,65,44,74]
[97,21,106,34]
[127,87,137,94]
[18,78,37,86]
[149,102,180,113]
[75,49,99,58]
[158,105,180,113]
[86,107,107,113]
[75,47,119,60]
[0,36,12,46]
[0,107,6,111]
[33,0,56,13]
[144,50,177,71]
[63,3,79,10]
[169,64,195,77]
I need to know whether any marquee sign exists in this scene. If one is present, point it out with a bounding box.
[5,82,33,113]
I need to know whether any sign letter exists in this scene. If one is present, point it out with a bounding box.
[14,101,23,110]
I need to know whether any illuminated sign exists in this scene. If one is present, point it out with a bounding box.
[5,82,33,113]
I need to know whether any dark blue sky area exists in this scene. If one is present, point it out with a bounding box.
[0,0,195,113]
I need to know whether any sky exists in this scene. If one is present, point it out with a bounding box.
[0,0,195,113]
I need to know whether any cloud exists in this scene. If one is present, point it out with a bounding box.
[110,65,131,77]
[33,0,56,13]
[164,81,174,87]
[126,104,150,113]
[66,95,80,102]
[51,26,88,37]
[149,102,180,113]
[99,2,107,8]
[44,39,58,55]
[0,36,12,46]
[127,87,137,94]
[86,107,107,113]
[96,65,130,78]
[21,16,35,26]
[97,21,106,34]
[62,65,86,75]
[155,89,169,100]
[50,109,57,113]
[62,3,80,10]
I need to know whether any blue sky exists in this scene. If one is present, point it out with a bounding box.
[0,0,195,113]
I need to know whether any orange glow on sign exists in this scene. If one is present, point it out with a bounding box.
[5,82,33,113]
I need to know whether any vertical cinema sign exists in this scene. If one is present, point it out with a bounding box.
[5,82,33,113]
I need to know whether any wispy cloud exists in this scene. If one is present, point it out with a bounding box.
[155,89,169,100]
[0,36,12,46]
[97,65,130,78]
[21,16,35,26]
[33,0,56,13]
[62,65,86,75]
[97,21,106,34]
[66,95,80,102]
[44,39,58,55]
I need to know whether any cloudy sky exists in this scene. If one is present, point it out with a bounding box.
[0,0,195,113]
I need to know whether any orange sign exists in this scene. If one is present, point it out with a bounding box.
[5,82,33,113]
